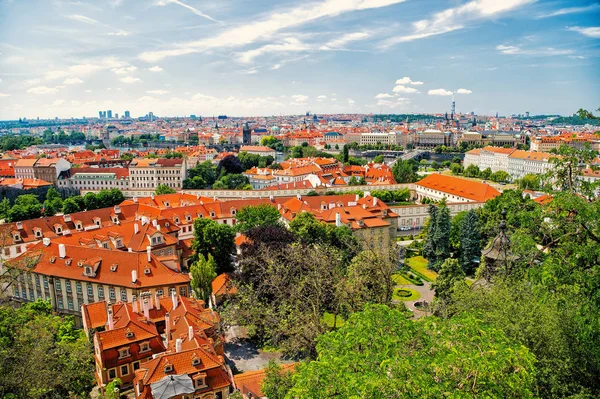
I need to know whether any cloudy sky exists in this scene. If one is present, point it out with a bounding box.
[0,0,599,119]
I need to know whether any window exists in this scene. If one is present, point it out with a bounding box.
[179,287,187,296]
[43,276,48,289]
[76,281,82,294]
[133,361,140,371]
[118,348,130,359]
[156,289,163,296]
[98,286,104,298]
[121,289,127,302]
[87,284,93,297]
[109,287,116,300]
[68,298,74,311]
[57,297,64,309]
[139,342,150,353]
[65,281,72,293]
[169,288,176,296]
[108,368,116,380]
[55,279,62,291]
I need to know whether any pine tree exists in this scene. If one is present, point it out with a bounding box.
[190,254,217,302]
[342,144,349,163]
[432,204,451,271]
[422,204,438,262]
[459,210,481,275]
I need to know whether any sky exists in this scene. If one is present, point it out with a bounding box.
[0,0,599,120]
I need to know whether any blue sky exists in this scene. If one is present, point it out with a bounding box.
[0,0,599,119]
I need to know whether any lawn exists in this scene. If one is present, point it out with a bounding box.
[392,273,414,285]
[393,287,421,301]
[405,256,438,281]
[323,312,345,328]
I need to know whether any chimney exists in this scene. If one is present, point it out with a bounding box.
[157,225,161,231]
[131,270,137,284]
[132,295,139,313]
[335,212,342,227]
[143,298,150,319]
[152,219,158,227]
[107,303,114,330]
[171,292,178,309]
[297,194,302,200]
[373,197,378,206]
[151,194,155,200]
[163,312,171,342]
[175,338,182,353]
[147,246,152,262]
[134,223,139,234]
[128,247,133,252]
[355,194,359,201]
[133,196,138,203]
[43,237,51,246]
[149,293,154,310]
[58,243,66,259]
[188,325,194,341]
[155,292,161,310]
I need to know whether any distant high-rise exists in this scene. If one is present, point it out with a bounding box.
[525,111,530,118]
[107,110,112,119]
[115,113,118,119]
[242,122,251,144]
[98,111,103,119]
[148,112,154,122]
[124,110,130,118]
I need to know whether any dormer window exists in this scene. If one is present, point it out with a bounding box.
[56,226,62,234]
[118,347,131,359]
[94,218,101,226]
[192,356,201,366]
[84,266,92,276]
[185,215,191,222]
[75,222,83,231]
[139,342,150,353]
[115,239,123,248]
[164,363,173,373]
[112,216,119,224]
[164,201,170,207]
[144,268,151,275]
[165,222,170,228]
[192,373,207,389]
[174,217,180,224]
[34,229,42,238]
[210,211,215,218]
[110,264,118,272]
[49,256,56,263]
[125,329,134,338]
[12,232,21,242]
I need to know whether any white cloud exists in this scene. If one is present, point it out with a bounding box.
[290,94,308,105]
[348,99,356,105]
[377,98,409,108]
[84,89,93,93]
[63,77,84,85]
[392,85,418,94]
[428,88,453,96]
[120,76,141,83]
[111,66,138,75]
[27,86,59,94]
[0,93,10,98]
[52,99,65,106]
[496,44,574,56]
[383,0,534,45]
[566,26,600,38]
[108,30,130,36]
[456,88,472,94]
[148,66,164,72]
[147,90,170,95]
[568,55,586,59]
[395,76,424,85]
[155,0,221,24]
[65,14,99,25]
[320,31,371,50]
[45,57,127,81]
[375,93,393,99]
[270,64,282,70]
[317,95,327,101]
[537,4,600,19]
[24,78,41,86]
[238,38,310,64]
[139,0,408,62]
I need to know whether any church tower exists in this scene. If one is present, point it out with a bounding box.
[242,122,251,144]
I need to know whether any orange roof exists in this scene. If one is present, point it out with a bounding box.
[234,364,296,398]
[508,150,553,161]
[482,146,516,155]
[240,145,275,152]
[416,174,500,202]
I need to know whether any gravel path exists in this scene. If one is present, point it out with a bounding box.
[395,281,435,318]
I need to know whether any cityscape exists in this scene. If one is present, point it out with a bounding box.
[0,1,599,399]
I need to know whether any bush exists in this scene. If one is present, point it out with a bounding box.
[395,289,412,298]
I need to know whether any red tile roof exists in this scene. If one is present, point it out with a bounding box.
[416,174,500,202]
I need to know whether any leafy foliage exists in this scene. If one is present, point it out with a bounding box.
[190,254,217,301]
[155,184,177,195]
[235,203,281,234]
[192,217,235,274]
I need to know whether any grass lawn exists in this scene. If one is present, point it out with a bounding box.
[393,287,421,301]
[405,256,438,281]
[392,273,413,285]
[323,312,345,328]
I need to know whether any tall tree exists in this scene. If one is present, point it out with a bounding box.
[235,204,281,234]
[422,204,438,262]
[342,144,349,163]
[391,159,417,183]
[431,258,466,304]
[459,210,481,275]
[261,361,295,399]
[286,305,536,398]
[432,204,451,271]
[190,254,217,301]
[192,218,235,274]
[155,184,177,195]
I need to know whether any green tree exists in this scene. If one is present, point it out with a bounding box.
[459,210,481,275]
[0,197,10,221]
[517,174,540,190]
[347,176,360,186]
[235,204,281,234]
[0,299,94,398]
[422,204,438,261]
[450,162,463,175]
[62,197,82,214]
[391,159,418,183]
[190,254,217,301]
[192,218,235,274]
[373,154,384,163]
[490,170,510,183]
[8,194,43,221]
[261,361,295,399]
[432,258,466,303]
[102,378,122,399]
[155,184,177,195]
[431,204,451,271]
[342,144,349,163]
[286,305,536,398]
[463,164,480,177]
[480,167,492,180]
